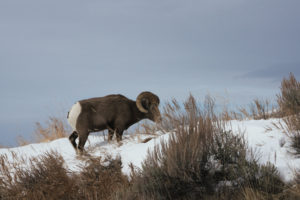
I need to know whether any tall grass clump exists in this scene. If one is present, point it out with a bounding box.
[0,151,129,200]
[116,95,284,200]
[17,117,70,146]
[78,156,129,199]
[34,117,69,142]
[278,73,300,116]
[237,98,278,120]
[275,73,300,155]
[0,151,76,200]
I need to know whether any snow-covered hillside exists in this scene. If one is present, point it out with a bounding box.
[1,119,300,182]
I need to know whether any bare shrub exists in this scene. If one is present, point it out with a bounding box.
[116,95,284,200]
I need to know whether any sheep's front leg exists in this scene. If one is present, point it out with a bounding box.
[108,129,114,141]
[107,126,115,141]
[115,128,124,143]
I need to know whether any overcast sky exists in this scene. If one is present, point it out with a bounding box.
[1,0,300,146]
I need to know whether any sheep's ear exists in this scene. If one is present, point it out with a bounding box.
[141,98,150,110]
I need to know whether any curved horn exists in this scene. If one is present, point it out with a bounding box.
[136,92,149,113]
[136,91,160,113]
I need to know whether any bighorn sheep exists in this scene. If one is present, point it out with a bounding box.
[67,91,161,152]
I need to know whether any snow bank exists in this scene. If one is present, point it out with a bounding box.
[229,119,300,182]
[0,133,169,176]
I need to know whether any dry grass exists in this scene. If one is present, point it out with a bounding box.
[242,187,266,200]
[78,156,129,200]
[34,117,69,142]
[270,73,300,155]
[132,120,162,137]
[251,99,273,120]
[270,118,300,155]
[17,117,70,146]
[277,73,300,116]
[220,105,243,121]
[184,96,278,122]
[0,151,76,200]
[0,151,129,200]
[237,98,278,120]
[284,170,300,199]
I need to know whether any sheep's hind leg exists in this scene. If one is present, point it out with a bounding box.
[77,131,89,153]
[69,131,78,150]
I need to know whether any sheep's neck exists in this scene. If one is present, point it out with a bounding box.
[134,107,147,122]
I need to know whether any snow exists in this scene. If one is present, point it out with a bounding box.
[229,119,300,182]
[1,119,300,182]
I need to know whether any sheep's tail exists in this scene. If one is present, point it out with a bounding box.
[67,102,82,131]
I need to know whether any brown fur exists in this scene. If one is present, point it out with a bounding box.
[68,92,161,152]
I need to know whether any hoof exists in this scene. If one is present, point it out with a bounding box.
[117,141,123,147]
[76,148,85,155]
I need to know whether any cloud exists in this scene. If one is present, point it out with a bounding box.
[239,63,300,81]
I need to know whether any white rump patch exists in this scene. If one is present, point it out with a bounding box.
[67,102,82,131]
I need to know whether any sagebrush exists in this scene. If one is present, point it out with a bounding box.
[115,95,285,200]
[0,152,128,200]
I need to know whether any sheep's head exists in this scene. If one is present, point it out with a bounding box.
[136,91,162,123]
